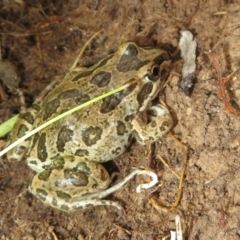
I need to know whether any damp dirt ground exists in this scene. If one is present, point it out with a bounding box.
[1,1,240,239]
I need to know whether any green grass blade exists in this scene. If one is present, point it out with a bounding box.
[0,114,18,138]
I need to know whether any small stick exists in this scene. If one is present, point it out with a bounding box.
[150,132,187,212]
[209,52,240,118]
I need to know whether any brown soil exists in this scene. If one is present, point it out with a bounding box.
[1,0,240,239]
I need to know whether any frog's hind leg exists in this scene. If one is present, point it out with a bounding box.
[29,156,121,212]
[29,156,159,212]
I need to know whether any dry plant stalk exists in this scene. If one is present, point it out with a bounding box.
[150,132,187,212]
[209,52,240,118]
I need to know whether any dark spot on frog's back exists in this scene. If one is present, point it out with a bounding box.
[90,71,111,87]
[58,89,90,105]
[111,147,122,156]
[43,98,60,120]
[20,111,34,125]
[76,162,91,174]
[116,44,150,72]
[56,190,71,201]
[137,82,153,107]
[61,204,70,211]
[71,70,94,82]
[95,54,114,69]
[52,198,58,206]
[37,133,48,162]
[17,124,29,138]
[74,93,90,105]
[82,126,102,146]
[31,132,40,150]
[59,89,80,99]
[125,114,134,122]
[85,203,94,208]
[160,120,171,131]
[64,168,89,186]
[75,149,89,157]
[71,55,114,83]
[116,121,127,135]
[35,188,48,201]
[150,120,157,128]
[100,168,108,181]
[32,103,40,112]
[56,126,74,152]
[11,145,27,159]
[38,169,52,181]
[100,79,137,113]
[52,157,65,169]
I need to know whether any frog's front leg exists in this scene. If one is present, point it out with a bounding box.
[131,103,173,145]
[7,107,37,162]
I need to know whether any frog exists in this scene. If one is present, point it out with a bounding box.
[7,41,173,212]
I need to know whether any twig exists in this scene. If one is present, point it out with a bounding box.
[150,132,187,212]
[209,52,240,118]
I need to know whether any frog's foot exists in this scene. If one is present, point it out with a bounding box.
[96,169,158,199]
[132,103,173,145]
[71,169,158,211]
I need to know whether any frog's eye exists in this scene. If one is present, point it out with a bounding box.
[147,64,160,82]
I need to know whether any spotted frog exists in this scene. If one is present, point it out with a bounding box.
[7,42,173,212]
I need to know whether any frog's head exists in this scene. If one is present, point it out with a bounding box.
[115,42,171,111]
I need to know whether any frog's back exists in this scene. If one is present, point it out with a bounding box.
[8,41,171,173]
